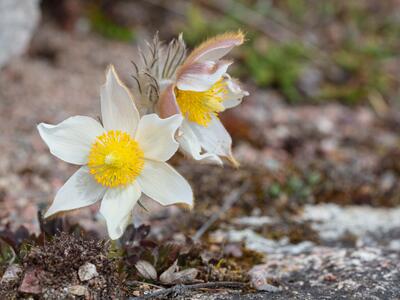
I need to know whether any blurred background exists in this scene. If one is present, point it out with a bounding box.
[0,0,400,237]
[40,0,400,107]
[1,0,400,260]
[2,1,400,296]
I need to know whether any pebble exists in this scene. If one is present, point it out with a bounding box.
[68,285,87,296]
[78,262,98,282]
[1,264,22,284]
[19,268,42,294]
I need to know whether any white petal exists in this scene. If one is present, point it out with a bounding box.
[176,60,231,92]
[177,120,223,165]
[191,116,233,160]
[37,116,104,165]
[223,76,249,109]
[44,166,105,218]
[101,65,140,135]
[100,182,141,240]
[137,160,193,208]
[135,114,183,162]
[185,31,245,63]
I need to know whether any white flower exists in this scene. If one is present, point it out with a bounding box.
[37,65,193,240]
[157,31,249,166]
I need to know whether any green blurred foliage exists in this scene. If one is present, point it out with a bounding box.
[83,0,400,106]
[179,1,400,105]
[182,4,310,103]
[182,5,238,47]
[245,42,308,103]
[320,41,392,104]
[88,6,135,42]
[266,171,321,204]
[0,240,15,265]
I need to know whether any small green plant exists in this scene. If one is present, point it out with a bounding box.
[245,41,309,103]
[319,39,393,104]
[267,171,321,203]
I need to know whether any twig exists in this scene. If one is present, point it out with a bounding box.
[126,280,164,290]
[130,281,247,299]
[193,181,250,241]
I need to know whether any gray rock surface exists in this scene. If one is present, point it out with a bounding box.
[248,246,400,300]
[300,204,400,244]
[179,245,400,300]
[207,204,400,299]
[0,0,40,67]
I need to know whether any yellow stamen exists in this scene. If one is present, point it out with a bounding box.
[88,130,144,188]
[175,80,227,127]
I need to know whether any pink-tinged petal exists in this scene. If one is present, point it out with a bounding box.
[157,84,181,118]
[185,30,245,64]
[223,76,249,109]
[190,116,238,167]
[177,60,232,92]
[177,120,223,165]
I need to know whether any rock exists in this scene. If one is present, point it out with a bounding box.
[0,0,41,67]
[316,117,334,134]
[78,262,98,282]
[351,248,380,262]
[388,239,400,251]
[300,204,400,244]
[249,246,400,299]
[323,273,337,282]
[131,290,141,297]
[250,268,281,292]
[68,285,87,296]
[19,268,42,294]
[1,264,22,284]
[211,229,314,255]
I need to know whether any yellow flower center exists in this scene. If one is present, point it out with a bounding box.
[175,79,227,127]
[88,130,144,188]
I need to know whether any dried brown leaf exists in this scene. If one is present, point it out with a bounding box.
[135,260,157,281]
[159,260,198,284]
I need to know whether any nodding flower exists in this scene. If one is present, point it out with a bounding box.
[157,31,249,166]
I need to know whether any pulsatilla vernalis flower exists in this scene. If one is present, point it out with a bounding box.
[131,31,248,166]
[38,65,193,239]
[157,31,249,166]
